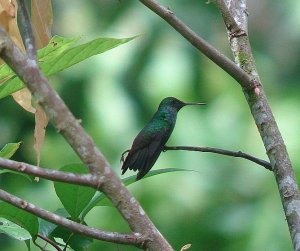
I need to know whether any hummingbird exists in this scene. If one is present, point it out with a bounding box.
[121,97,205,180]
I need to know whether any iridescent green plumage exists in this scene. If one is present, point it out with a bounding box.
[121,97,205,180]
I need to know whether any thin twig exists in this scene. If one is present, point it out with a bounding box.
[36,233,62,251]
[17,0,37,59]
[0,189,146,247]
[33,238,48,251]
[164,146,272,171]
[138,0,254,90]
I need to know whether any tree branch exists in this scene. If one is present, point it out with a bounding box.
[0,189,146,247]
[216,0,247,37]
[36,233,62,251]
[0,3,173,250]
[0,157,104,188]
[138,0,254,91]
[163,146,272,171]
[139,0,300,249]
[215,1,300,250]
[17,0,37,59]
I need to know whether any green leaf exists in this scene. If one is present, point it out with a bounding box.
[0,36,80,90]
[0,142,22,158]
[54,164,96,219]
[0,35,135,99]
[0,202,39,239]
[52,222,93,251]
[0,217,32,241]
[39,36,135,76]
[39,208,69,237]
[0,169,32,181]
[39,208,93,251]
[37,35,81,62]
[0,76,22,100]
[80,168,195,219]
[0,64,14,82]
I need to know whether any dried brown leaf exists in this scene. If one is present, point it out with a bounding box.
[31,0,53,48]
[31,0,53,166]
[0,0,36,113]
[34,104,48,166]
[12,89,36,113]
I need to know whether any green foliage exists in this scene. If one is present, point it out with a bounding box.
[38,208,69,238]
[0,35,134,99]
[81,168,196,218]
[39,208,93,251]
[0,142,32,181]
[0,142,22,158]
[52,223,93,251]
[0,34,136,250]
[0,217,31,241]
[54,164,96,219]
[0,203,39,240]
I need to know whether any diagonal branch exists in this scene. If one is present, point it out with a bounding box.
[138,0,254,91]
[0,189,146,247]
[35,234,63,251]
[0,2,174,250]
[163,146,272,170]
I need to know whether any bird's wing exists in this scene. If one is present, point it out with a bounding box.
[121,126,172,180]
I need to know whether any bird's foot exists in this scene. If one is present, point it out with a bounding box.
[120,149,130,163]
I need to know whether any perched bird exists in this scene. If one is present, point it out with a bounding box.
[121,97,205,180]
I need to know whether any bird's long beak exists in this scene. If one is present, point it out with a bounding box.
[183,102,206,106]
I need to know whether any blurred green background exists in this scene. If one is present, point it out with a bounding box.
[1,0,300,250]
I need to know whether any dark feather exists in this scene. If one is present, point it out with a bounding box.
[121,127,172,180]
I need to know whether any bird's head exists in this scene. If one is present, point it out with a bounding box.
[158,97,205,111]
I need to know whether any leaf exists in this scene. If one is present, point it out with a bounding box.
[180,244,192,251]
[0,76,22,99]
[39,208,69,237]
[31,0,53,49]
[0,169,32,181]
[31,0,53,166]
[0,35,135,99]
[0,0,25,52]
[34,105,48,166]
[12,89,36,113]
[39,209,93,251]
[0,217,32,241]
[52,222,93,251]
[0,202,39,239]
[37,35,81,61]
[0,142,31,181]
[0,0,36,112]
[39,36,136,76]
[54,164,96,219]
[0,142,22,158]
[80,168,195,218]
